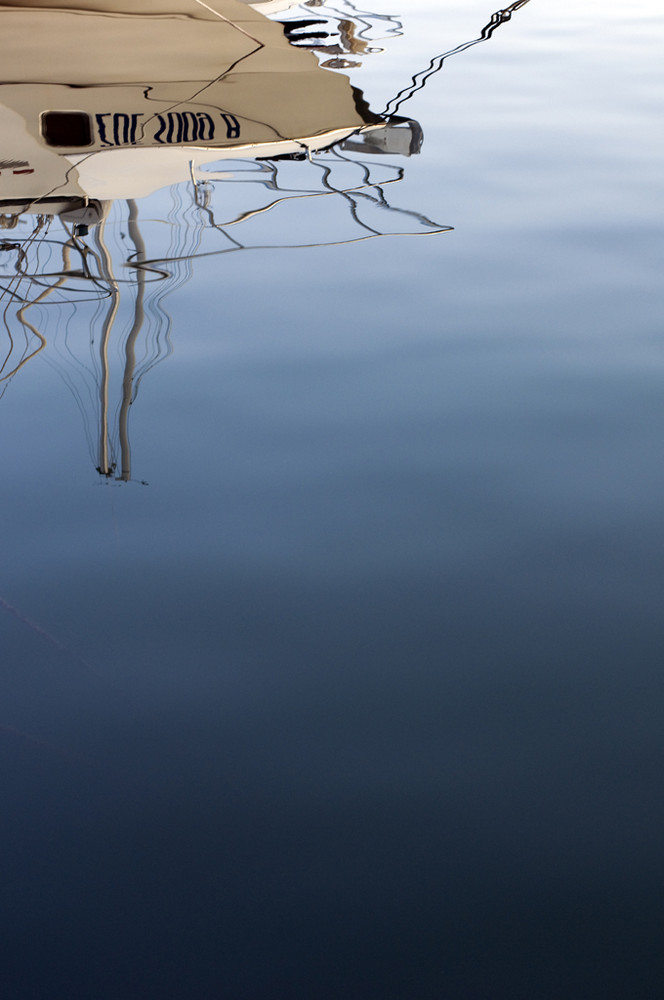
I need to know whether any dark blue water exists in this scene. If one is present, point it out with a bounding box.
[2,1,663,997]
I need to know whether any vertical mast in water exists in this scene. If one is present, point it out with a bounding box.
[92,202,146,481]
[118,199,146,483]
[93,218,119,477]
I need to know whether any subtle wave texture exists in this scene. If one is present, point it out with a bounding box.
[1,2,663,997]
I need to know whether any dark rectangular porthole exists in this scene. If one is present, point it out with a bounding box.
[41,111,92,148]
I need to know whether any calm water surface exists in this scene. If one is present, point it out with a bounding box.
[1,1,663,996]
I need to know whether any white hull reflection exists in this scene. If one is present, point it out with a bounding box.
[0,0,420,217]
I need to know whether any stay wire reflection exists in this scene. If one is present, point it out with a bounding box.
[383,0,533,117]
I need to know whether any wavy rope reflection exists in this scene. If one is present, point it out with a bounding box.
[383,0,533,117]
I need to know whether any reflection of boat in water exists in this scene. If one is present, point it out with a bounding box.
[0,0,530,481]
[0,0,422,220]
[0,0,443,480]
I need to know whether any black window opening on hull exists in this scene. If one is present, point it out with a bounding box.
[41,111,93,148]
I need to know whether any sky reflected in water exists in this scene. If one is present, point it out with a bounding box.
[1,1,663,997]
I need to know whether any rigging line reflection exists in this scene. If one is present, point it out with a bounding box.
[0,219,53,387]
[325,147,444,232]
[0,593,114,686]
[181,155,445,241]
[0,218,48,310]
[127,148,449,276]
[383,0,533,118]
[0,152,447,477]
[126,220,450,271]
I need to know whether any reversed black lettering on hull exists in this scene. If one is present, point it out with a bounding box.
[154,112,217,144]
[96,113,144,147]
[94,112,241,147]
[220,114,240,140]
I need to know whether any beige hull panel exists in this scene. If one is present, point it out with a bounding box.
[0,0,377,205]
